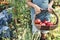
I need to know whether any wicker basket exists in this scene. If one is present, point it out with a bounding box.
[34,9,59,30]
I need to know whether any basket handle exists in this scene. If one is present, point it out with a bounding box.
[51,9,59,25]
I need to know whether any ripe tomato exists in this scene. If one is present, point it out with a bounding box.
[46,22,53,26]
[41,23,46,26]
[34,19,41,24]
[43,20,49,24]
[43,20,54,27]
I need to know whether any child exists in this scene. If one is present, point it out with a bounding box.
[27,0,54,34]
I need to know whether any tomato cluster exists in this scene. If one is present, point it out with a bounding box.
[43,20,54,27]
[34,19,54,27]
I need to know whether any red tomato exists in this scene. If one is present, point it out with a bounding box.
[41,23,46,26]
[46,22,53,26]
[44,21,48,24]
[34,19,41,24]
[46,23,50,26]
[43,20,49,24]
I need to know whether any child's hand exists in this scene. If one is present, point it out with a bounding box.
[48,5,53,13]
[34,5,42,14]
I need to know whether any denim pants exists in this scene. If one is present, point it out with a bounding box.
[0,26,10,38]
[31,0,50,34]
[0,10,11,38]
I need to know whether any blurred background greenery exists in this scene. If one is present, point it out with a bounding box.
[0,0,60,40]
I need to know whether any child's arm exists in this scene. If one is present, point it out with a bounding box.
[26,0,37,8]
[48,0,54,13]
[48,0,54,7]
[26,0,41,14]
